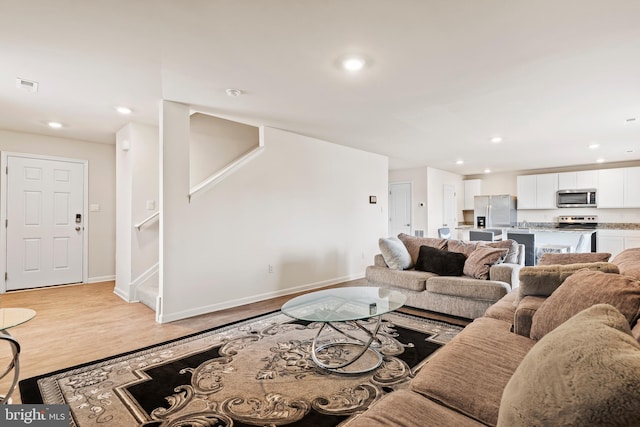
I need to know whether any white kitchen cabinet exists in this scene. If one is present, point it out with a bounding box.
[464,179,482,210]
[559,170,598,190]
[536,173,558,209]
[557,172,575,190]
[597,229,640,259]
[517,173,558,209]
[577,170,598,189]
[516,175,537,209]
[623,167,640,207]
[597,169,624,208]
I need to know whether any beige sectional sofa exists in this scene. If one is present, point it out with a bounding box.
[349,248,640,426]
[365,233,525,319]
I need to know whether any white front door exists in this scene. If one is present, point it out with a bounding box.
[389,182,412,237]
[5,155,85,290]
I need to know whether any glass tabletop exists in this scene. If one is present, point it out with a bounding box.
[282,286,406,322]
[0,308,36,331]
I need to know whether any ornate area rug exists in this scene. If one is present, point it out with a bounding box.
[20,311,462,426]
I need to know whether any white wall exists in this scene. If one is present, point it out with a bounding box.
[115,123,159,301]
[159,101,389,322]
[389,167,428,235]
[465,171,518,196]
[190,113,259,185]
[426,167,464,238]
[0,129,115,281]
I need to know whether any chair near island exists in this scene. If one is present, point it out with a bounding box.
[437,227,451,239]
[507,231,536,266]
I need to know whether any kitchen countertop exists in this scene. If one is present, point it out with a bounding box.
[456,222,640,231]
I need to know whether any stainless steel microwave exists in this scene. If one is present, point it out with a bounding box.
[556,189,597,208]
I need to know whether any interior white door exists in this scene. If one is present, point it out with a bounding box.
[389,182,411,237]
[6,156,85,290]
[443,184,457,232]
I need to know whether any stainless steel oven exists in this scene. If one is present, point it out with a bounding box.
[556,215,598,252]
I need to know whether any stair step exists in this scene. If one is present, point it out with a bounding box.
[137,282,158,312]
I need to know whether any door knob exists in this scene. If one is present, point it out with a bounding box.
[75,226,81,231]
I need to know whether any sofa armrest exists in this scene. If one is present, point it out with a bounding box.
[373,253,388,267]
[489,263,522,288]
[514,295,546,337]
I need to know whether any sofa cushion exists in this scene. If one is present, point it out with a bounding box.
[398,233,448,265]
[411,317,535,426]
[483,291,517,323]
[537,251,611,265]
[365,265,435,292]
[498,304,640,427]
[611,247,640,280]
[378,236,412,270]
[427,276,510,301]
[514,262,619,305]
[530,269,640,340]
[415,245,466,276]
[463,246,508,280]
[513,295,545,337]
[348,389,486,427]
[447,239,480,257]
[481,239,519,264]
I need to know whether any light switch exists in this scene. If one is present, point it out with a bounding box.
[90,204,100,212]
[146,200,155,211]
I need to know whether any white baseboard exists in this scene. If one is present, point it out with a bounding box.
[156,273,364,323]
[87,275,115,284]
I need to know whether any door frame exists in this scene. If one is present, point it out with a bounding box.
[0,152,89,293]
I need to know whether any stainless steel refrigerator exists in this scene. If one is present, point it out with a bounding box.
[474,195,517,228]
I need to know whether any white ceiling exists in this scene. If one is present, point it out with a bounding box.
[1,0,639,174]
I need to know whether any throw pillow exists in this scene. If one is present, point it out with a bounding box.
[498,304,640,427]
[529,269,640,340]
[611,247,640,280]
[537,252,611,265]
[447,239,479,257]
[463,246,508,280]
[397,233,448,265]
[514,262,620,306]
[481,239,519,264]
[415,245,466,276]
[378,236,412,270]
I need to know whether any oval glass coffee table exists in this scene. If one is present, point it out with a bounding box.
[282,287,406,374]
[0,307,36,404]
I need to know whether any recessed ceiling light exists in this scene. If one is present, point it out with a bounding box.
[484,168,491,174]
[47,121,63,129]
[115,106,132,115]
[226,88,242,97]
[341,55,366,72]
[596,158,605,163]
[456,160,464,165]
[588,143,600,149]
[490,136,502,143]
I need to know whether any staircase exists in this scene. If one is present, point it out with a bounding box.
[137,281,159,311]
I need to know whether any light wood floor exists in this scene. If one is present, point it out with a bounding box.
[0,279,468,404]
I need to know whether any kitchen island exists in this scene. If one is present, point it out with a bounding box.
[456,226,596,265]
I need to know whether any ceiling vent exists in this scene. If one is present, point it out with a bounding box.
[16,78,39,93]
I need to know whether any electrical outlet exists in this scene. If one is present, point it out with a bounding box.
[268,264,274,274]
